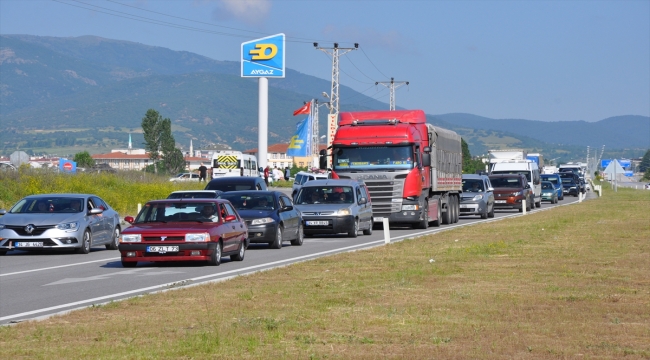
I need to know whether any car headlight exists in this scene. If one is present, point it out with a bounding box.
[186,233,209,242]
[511,191,522,196]
[471,195,483,201]
[0,224,4,230]
[401,204,419,211]
[120,234,142,243]
[251,217,274,225]
[56,222,79,231]
[335,208,351,215]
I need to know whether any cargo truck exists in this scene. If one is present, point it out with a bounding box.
[319,110,462,228]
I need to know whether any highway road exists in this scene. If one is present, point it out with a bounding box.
[0,193,594,325]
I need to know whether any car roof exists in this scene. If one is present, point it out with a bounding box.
[169,190,221,194]
[462,174,489,180]
[24,193,96,198]
[301,179,361,187]
[146,198,229,204]
[217,190,282,196]
[206,177,261,184]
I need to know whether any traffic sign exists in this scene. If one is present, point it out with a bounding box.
[241,33,285,78]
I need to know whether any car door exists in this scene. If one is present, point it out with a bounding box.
[222,202,245,252]
[483,177,494,211]
[358,185,372,229]
[87,197,107,244]
[278,195,298,240]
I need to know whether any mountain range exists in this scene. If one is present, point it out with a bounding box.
[1,34,648,163]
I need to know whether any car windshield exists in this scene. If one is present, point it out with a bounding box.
[10,197,84,214]
[542,176,559,185]
[333,146,414,171]
[491,170,531,181]
[490,178,522,188]
[135,202,220,223]
[462,179,484,192]
[296,186,354,204]
[167,192,218,199]
[218,194,276,210]
[542,182,554,190]
[206,182,255,192]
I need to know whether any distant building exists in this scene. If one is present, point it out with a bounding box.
[243,143,327,169]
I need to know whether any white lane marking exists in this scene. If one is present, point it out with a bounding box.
[1,198,589,322]
[43,269,183,286]
[0,257,120,277]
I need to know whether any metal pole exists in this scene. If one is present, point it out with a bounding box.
[258,77,268,170]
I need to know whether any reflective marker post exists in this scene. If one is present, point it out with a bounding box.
[522,200,527,215]
[383,218,390,244]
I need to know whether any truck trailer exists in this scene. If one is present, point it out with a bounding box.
[319,110,462,228]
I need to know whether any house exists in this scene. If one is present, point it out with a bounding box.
[243,143,327,169]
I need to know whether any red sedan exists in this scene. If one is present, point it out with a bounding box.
[118,199,247,267]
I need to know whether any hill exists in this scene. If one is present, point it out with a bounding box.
[1,34,647,162]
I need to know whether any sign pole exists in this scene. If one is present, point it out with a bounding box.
[258,77,268,170]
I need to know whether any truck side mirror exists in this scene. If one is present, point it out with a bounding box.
[422,153,431,167]
[319,149,327,170]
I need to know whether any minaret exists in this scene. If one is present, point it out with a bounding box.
[190,139,194,156]
[128,133,132,150]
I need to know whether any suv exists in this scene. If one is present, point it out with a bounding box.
[292,171,329,199]
[294,179,373,238]
[460,174,495,219]
[488,174,533,212]
[559,172,580,197]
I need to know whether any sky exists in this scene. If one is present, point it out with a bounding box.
[1,0,649,122]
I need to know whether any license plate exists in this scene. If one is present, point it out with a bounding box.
[459,204,469,208]
[147,246,179,253]
[15,242,44,247]
[306,221,328,226]
[373,217,384,222]
[495,200,506,204]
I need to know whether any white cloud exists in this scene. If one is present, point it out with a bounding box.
[210,0,271,27]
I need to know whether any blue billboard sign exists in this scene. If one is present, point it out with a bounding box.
[618,159,631,168]
[241,33,285,78]
[624,171,634,177]
[601,159,611,168]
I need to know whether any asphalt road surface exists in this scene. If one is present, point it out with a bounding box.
[0,192,595,325]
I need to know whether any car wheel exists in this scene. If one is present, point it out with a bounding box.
[121,259,137,268]
[432,200,442,227]
[0,250,7,256]
[535,198,541,208]
[416,201,429,229]
[208,241,222,266]
[231,240,245,261]
[348,219,359,238]
[363,219,373,235]
[105,226,120,250]
[291,224,304,246]
[77,229,91,254]
[480,206,488,219]
[271,226,283,249]
[488,204,495,218]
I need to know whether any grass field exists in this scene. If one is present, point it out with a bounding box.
[1,187,649,359]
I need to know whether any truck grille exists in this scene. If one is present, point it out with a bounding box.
[364,179,404,217]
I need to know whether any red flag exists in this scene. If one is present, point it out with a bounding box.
[293,102,311,116]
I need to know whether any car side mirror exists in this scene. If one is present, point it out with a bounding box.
[280,205,294,212]
[124,216,135,225]
[89,208,103,215]
[358,197,367,205]
[0,209,6,216]
[224,215,237,222]
[488,187,494,192]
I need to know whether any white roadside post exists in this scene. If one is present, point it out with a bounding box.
[383,218,390,244]
[522,199,527,215]
[137,203,141,213]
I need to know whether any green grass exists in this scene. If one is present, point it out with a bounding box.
[0,179,648,359]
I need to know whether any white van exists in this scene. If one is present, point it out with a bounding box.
[490,160,542,208]
[211,151,258,178]
[292,171,329,199]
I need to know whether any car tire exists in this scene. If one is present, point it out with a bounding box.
[77,229,91,254]
[535,198,541,208]
[480,207,488,219]
[415,201,429,229]
[208,241,222,266]
[0,250,7,256]
[363,219,373,235]
[121,259,137,268]
[271,226,283,249]
[348,219,359,238]
[291,224,304,246]
[432,200,442,227]
[488,204,495,218]
[105,226,120,250]
[231,241,245,261]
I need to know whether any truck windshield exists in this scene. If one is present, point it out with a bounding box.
[333,146,413,171]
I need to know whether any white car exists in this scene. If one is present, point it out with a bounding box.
[169,173,200,182]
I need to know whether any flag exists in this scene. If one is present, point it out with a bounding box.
[287,115,312,157]
[293,102,311,116]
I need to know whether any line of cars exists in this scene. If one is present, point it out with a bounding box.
[0,175,375,267]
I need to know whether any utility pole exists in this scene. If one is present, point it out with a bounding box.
[596,145,606,171]
[375,77,409,110]
[314,42,358,168]
[586,146,590,178]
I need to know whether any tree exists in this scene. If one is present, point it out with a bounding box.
[639,149,650,173]
[142,109,172,174]
[73,151,95,168]
[461,138,486,174]
[163,148,186,175]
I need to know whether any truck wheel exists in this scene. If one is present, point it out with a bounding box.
[453,196,460,223]
[441,202,451,225]
[415,202,429,229]
[432,200,442,227]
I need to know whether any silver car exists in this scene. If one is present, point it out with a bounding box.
[460,174,495,219]
[294,179,373,238]
[0,194,121,255]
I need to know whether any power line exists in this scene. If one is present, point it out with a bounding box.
[360,47,389,79]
